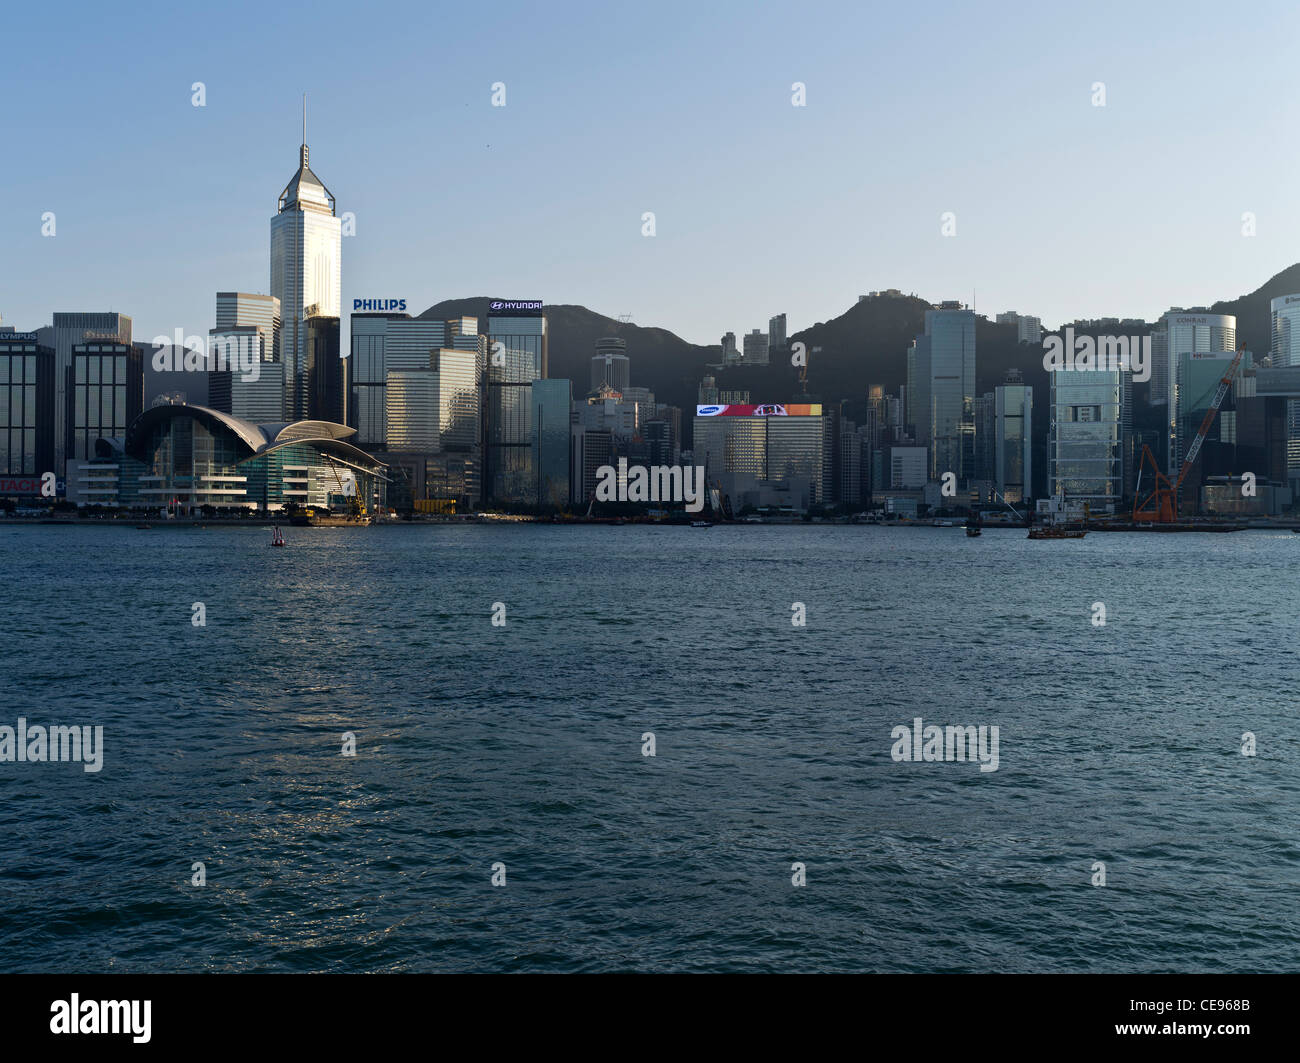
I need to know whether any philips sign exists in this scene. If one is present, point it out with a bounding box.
[353,299,406,312]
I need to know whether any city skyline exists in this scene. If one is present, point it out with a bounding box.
[5,1,1300,350]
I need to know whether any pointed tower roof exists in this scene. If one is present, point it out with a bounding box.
[277,98,335,215]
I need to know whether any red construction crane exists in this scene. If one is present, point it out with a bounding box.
[1133,343,1246,522]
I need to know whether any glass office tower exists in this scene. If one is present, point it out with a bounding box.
[0,332,55,479]
[215,292,280,361]
[1269,294,1300,474]
[436,348,479,451]
[995,373,1033,502]
[210,292,283,423]
[271,134,341,422]
[923,305,976,483]
[35,312,132,479]
[68,341,144,504]
[532,378,571,510]
[304,315,342,423]
[208,328,284,424]
[1049,368,1130,510]
[1151,311,1235,475]
[767,416,826,498]
[905,336,931,447]
[385,370,440,451]
[485,312,547,506]
[349,315,445,450]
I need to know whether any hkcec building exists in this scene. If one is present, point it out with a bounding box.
[83,405,388,514]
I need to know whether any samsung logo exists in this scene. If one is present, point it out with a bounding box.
[353,299,406,312]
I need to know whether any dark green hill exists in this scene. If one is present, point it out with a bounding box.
[421,265,1300,464]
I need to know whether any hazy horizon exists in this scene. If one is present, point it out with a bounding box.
[4,0,1300,349]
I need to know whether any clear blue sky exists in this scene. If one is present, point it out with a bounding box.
[3,0,1300,350]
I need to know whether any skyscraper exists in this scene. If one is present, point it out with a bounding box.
[349,313,445,450]
[1049,367,1130,510]
[67,340,143,504]
[768,313,787,359]
[1151,310,1235,474]
[591,338,630,393]
[1269,294,1300,474]
[0,331,55,482]
[742,329,769,366]
[532,378,572,510]
[216,292,280,360]
[208,292,283,424]
[270,106,341,423]
[905,336,931,450]
[994,369,1033,503]
[35,312,132,479]
[304,315,343,423]
[919,303,976,483]
[485,307,547,506]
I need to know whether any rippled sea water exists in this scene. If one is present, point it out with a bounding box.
[1,522,1298,972]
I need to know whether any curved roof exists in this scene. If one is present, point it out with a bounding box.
[124,404,369,464]
[127,404,268,458]
[252,436,387,473]
[268,420,356,444]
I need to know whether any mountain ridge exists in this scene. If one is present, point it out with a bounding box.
[421,264,1300,447]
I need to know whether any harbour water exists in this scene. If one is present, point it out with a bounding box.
[2,523,1297,972]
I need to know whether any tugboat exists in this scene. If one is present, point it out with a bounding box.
[271,525,286,547]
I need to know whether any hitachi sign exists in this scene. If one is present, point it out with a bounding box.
[353,299,406,312]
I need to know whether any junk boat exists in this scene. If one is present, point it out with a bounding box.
[271,526,286,547]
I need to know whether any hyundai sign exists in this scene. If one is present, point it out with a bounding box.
[489,300,543,315]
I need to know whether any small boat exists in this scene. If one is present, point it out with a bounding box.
[271,526,286,547]
[691,520,713,528]
[965,514,982,537]
[135,523,152,530]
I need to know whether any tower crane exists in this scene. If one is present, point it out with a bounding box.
[1133,343,1245,522]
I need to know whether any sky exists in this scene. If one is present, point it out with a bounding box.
[3,0,1300,350]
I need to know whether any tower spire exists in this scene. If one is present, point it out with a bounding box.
[301,94,308,166]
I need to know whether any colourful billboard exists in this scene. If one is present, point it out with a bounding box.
[695,403,823,417]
